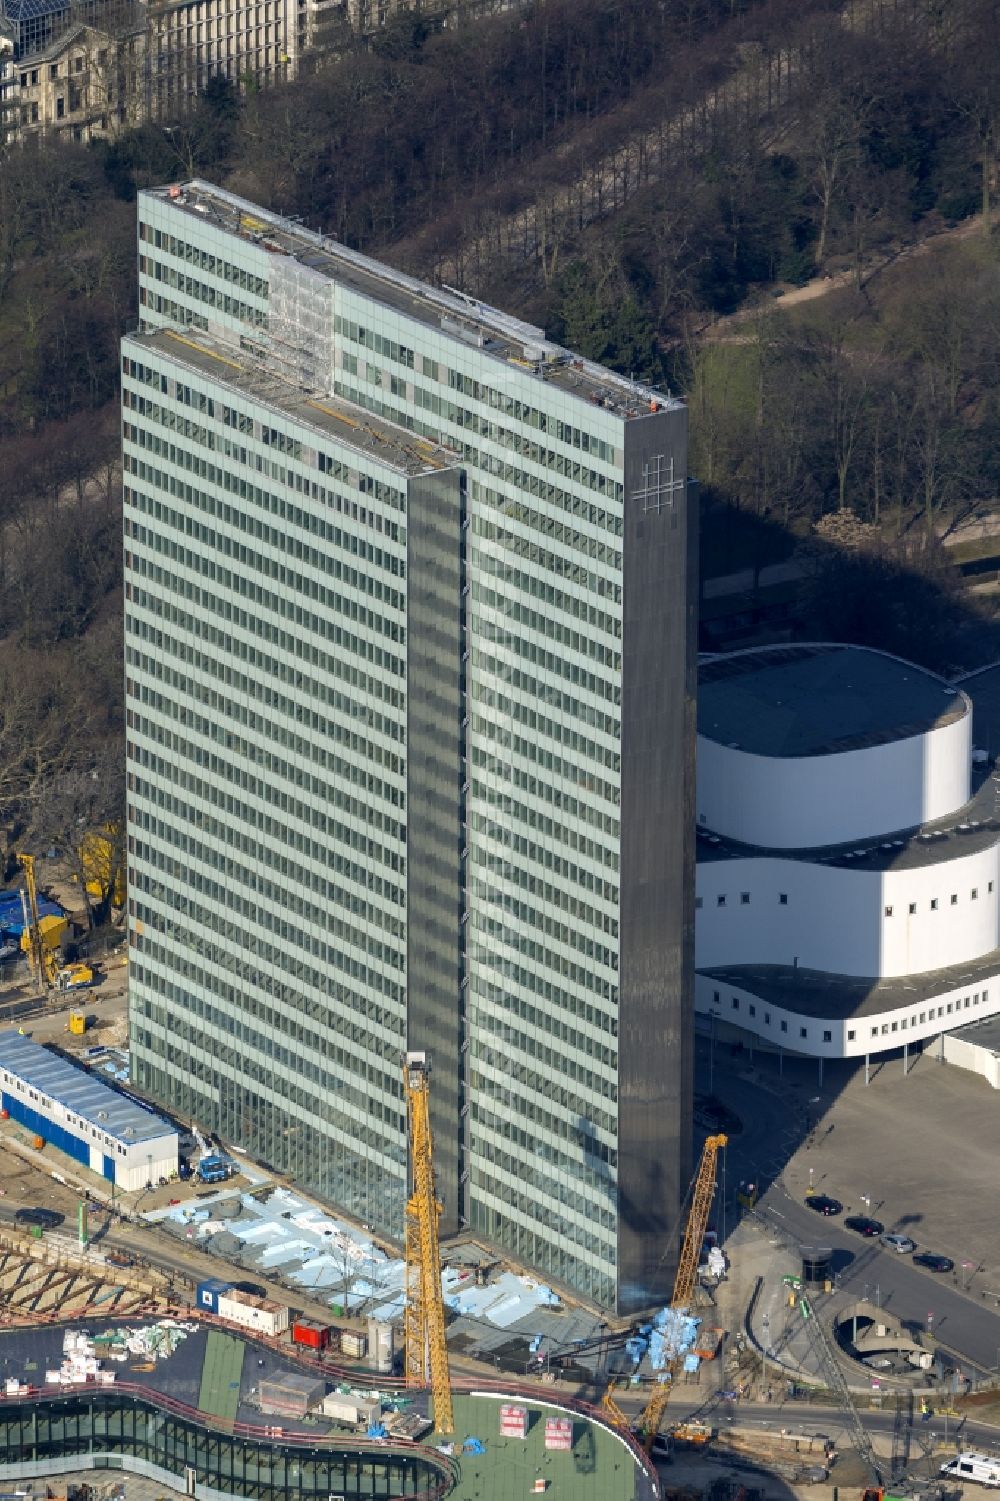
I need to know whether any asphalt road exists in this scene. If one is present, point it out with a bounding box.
[699,1050,1000,1376]
[760,1186,1000,1376]
[662,1394,999,1450]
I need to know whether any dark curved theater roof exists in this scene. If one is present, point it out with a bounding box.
[698,644,968,758]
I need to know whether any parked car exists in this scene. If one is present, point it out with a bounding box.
[913,1252,954,1273]
[881,1233,916,1254]
[806,1194,843,1217]
[845,1215,885,1238]
[14,1207,64,1228]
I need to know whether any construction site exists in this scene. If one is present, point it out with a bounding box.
[0,1031,970,1501]
[0,860,997,1501]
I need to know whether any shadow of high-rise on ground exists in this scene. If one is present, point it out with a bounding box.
[687,492,1000,1291]
[698,493,1000,677]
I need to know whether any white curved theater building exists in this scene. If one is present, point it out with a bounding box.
[695,644,1000,1068]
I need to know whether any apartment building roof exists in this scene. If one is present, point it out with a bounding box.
[144,179,683,423]
[127,326,459,479]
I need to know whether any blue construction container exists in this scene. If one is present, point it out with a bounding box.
[196,1278,233,1313]
[0,1090,90,1171]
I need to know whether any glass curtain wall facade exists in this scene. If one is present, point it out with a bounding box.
[127,181,695,1314]
[0,1394,449,1499]
[123,324,459,1235]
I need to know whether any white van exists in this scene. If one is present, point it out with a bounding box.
[940,1453,1000,1487]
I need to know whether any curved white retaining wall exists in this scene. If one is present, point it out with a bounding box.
[695,971,1000,1059]
[697,704,972,849]
[696,846,1000,979]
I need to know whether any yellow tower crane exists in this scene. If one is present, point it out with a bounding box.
[604,1133,728,1453]
[17,852,52,993]
[402,1051,455,1437]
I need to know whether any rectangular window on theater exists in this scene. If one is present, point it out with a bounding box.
[717,895,726,907]
[847,1029,855,1041]
[884,905,893,917]
[695,897,703,909]
[749,1005,756,1017]
[930,899,938,910]
[871,1026,878,1037]
[740,892,750,905]
[823,1030,832,1042]
[713,991,720,1003]
[951,894,958,905]
[909,902,916,914]
[731,997,739,1010]
[972,888,979,900]
[919,1011,926,1022]
[799,1027,807,1038]
[780,1020,787,1033]
[779,893,788,905]
[764,1013,771,1025]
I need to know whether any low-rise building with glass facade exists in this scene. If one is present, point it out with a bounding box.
[125,180,696,1315]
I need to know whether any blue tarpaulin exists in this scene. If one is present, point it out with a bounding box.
[649,1308,701,1371]
[0,888,63,938]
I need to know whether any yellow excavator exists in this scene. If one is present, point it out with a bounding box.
[17,854,93,995]
[603,1133,728,1454]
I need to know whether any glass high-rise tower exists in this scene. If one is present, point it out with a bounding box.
[124,181,696,1314]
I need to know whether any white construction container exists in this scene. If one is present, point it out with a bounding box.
[217,1289,290,1336]
[321,1393,382,1428]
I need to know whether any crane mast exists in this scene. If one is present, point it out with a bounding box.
[605,1133,727,1452]
[638,1132,727,1450]
[672,1133,728,1310]
[402,1051,454,1437]
[17,852,50,992]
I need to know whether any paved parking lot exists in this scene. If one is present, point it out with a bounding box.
[701,1037,1000,1369]
[703,1036,1000,1274]
[779,1047,1000,1275]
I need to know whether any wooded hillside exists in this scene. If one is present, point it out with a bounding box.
[0,0,997,859]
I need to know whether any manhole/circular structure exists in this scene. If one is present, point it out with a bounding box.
[800,1245,833,1286]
